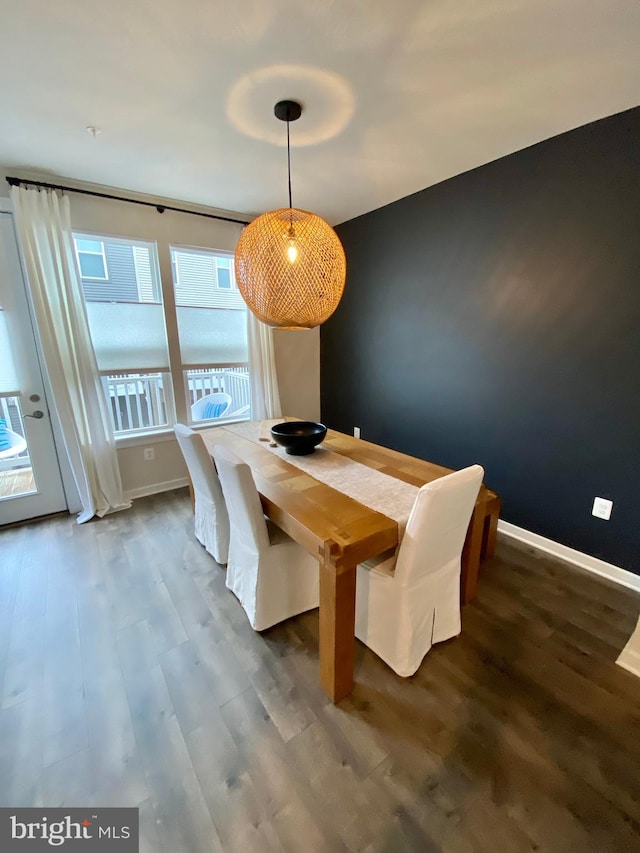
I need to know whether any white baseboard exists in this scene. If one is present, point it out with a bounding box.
[497,520,640,594]
[498,521,640,678]
[124,477,189,502]
[617,645,640,678]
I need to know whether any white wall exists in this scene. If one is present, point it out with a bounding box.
[1,171,320,501]
[274,327,320,422]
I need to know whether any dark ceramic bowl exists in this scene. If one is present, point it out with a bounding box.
[270,421,327,455]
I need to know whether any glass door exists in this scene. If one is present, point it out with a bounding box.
[0,207,66,524]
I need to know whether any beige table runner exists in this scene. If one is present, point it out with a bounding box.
[225,421,419,569]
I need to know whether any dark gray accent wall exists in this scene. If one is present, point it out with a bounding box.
[322,107,640,574]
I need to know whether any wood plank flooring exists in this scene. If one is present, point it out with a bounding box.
[1,488,639,853]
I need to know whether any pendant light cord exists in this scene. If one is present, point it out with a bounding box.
[286,116,293,210]
[274,99,302,219]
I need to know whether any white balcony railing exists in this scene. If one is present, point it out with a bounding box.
[103,374,169,434]
[103,367,251,435]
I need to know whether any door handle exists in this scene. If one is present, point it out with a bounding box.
[24,410,44,419]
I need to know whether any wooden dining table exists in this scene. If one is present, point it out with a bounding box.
[201,422,500,703]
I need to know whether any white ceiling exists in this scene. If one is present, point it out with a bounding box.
[1,0,639,225]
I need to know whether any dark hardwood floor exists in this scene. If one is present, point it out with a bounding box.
[1,489,639,853]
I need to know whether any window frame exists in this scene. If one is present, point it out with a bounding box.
[184,364,250,426]
[75,231,250,440]
[215,255,235,290]
[74,238,108,281]
[100,370,175,437]
[74,232,162,304]
[171,246,239,297]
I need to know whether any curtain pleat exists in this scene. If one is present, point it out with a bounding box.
[247,311,282,420]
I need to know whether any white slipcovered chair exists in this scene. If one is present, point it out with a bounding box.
[212,444,319,631]
[355,464,484,677]
[174,424,230,565]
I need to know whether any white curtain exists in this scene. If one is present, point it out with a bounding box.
[11,186,130,522]
[247,311,282,419]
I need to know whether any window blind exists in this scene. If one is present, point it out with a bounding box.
[177,306,248,367]
[0,309,20,394]
[85,302,170,372]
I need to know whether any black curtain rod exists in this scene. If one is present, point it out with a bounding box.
[5,176,250,226]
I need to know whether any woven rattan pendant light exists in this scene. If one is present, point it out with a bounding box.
[234,100,346,330]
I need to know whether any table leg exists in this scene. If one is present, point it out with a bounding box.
[318,541,356,703]
[461,502,485,605]
[483,495,501,559]
[483,497,501,558]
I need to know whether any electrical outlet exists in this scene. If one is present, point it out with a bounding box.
[143,447,155,462]
[354,426,361,439]
[592,497,613,520]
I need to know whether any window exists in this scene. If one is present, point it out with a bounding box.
[216,256,232,289]
[75,238,107,280]
[0,307,20,398]
[0,308,31,481]
[74,233,161,303]
[75,233,172,435]
[186,367,250,423]
[170,245,249,424]
[171,247,242,307]
[102,372,170,434]
[75,233,250,436]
